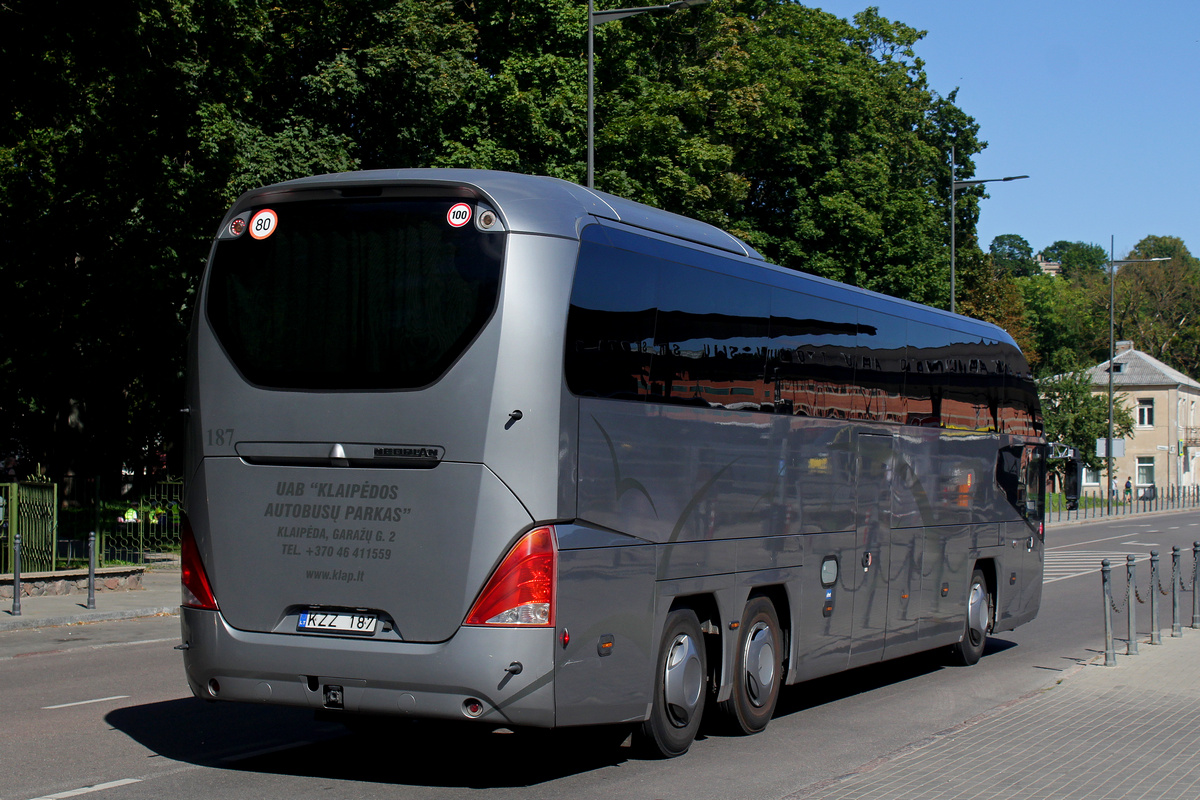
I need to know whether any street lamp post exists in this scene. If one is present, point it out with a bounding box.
[587,0,709,188]
[1105,247,1171,514]
[949,145,1028,314]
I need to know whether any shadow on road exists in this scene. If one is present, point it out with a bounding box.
[107,699,629,788]
[106,638,1018,787]
[773,637,1017,717]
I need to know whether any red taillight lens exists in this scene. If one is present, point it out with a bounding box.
[465,527,556,626]
[181,514,219,611]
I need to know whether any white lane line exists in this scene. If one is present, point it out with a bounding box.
[1122,541,1160,546]
[1044,551,1147,584]
[29,778,142,799]
[219,740,312,763]
[42,695,130,710]
[1047,530,1156,550]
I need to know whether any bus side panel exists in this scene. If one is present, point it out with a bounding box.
[994,519,1043,632]
[577,399,857,546]
[787,530,857,684]
[480,234,581,523]
[553,529,657,727]
[919,523,973,641]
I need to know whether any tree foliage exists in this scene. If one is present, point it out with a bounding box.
[989,233,1037,278]
[0,0,994,485]
[1038,369,1133,485]
[1040,240,1106,278]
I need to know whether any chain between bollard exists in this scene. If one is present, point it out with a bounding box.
[1110,574,1129,614]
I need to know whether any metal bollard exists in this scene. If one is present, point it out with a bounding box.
[1194,542,1200,629]
[1150,550,1161,645]
[87,530,96,610]
[1102,559,1116,666]
[1173,546,1182,637]
[1104,561,1113,666]
[1127,555,1138,655]
[11,529,21,616]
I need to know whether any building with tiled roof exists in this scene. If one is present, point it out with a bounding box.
[1083,342,1200,492]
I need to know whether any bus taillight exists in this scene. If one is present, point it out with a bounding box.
[181,514,219,611]
[465,527,556,626]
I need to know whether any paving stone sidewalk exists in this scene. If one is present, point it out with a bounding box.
[791,632,1200,800]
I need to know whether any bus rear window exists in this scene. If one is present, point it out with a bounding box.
[205,198,504,390]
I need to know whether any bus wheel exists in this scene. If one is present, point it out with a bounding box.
[718,596,782,734]
[949,569,991,666]
[633,609,707,758]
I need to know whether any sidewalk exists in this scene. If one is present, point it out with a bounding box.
[0,568,179,632]
[792,631,1200,800]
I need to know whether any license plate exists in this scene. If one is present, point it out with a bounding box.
[297,610,377,635]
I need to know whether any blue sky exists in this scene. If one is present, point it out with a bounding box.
[813,0,1200,261]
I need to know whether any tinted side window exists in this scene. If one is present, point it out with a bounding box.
[768,291,858,418]
[565,240,659,400]
[856,309,907,424]
[654,262,769,409]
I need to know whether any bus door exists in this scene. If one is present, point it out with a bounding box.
[848,432,895,666]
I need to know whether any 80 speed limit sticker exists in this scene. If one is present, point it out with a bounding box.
[249,208,278,240]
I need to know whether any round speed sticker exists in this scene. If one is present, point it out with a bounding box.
[249,208,278,240]
[446,203,472,228]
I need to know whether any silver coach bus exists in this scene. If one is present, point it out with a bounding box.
[180,169,1045,758]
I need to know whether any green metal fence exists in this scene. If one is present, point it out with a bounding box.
[1,482,59,574]
[2,480,183,574]
[100,481,183,567]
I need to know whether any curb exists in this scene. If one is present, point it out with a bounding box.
[0,606,180,632]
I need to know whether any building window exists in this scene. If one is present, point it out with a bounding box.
[1137,399,1155,427]
[1137,456,1155,487]
[1083,467,1101,486]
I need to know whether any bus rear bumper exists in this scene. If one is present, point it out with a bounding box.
[180,607,556,728]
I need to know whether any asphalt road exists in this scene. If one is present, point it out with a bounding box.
[4,511,1197,800]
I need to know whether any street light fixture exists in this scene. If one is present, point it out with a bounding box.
[587,0,710,188]
[949,145,1029,313]
[1104,247,1171,514]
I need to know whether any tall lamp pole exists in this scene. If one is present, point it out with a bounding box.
[949,145,1028,313]
[587,0,709,188]
[1105,247,1170,514]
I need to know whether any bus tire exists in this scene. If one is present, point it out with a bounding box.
[949,569,991,666]
[718,596,782,734]
[633,609,707,758]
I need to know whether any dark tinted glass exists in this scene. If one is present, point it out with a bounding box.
[768,291,859,419]
[856,310,907,423]
[565,240,659,400]
[565,228,1043,434]
[206,199,504,390]
[653,262,769,409]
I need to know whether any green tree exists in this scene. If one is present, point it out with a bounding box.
[1113,236,1200,376]
[956,249,1037,365]
[989,233,1037,278]
[0,0,989,487]
[1017,273,1108,377]
[1040,240,1107,278]
[1038,369,1134,487]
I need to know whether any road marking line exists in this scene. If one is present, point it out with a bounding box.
[29,778,142,799]
[1044,551,1146,584]
[1122,541,1160,546]
[1047,530,1153,550]
[43,695,130,710]
[220,740,312,762]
